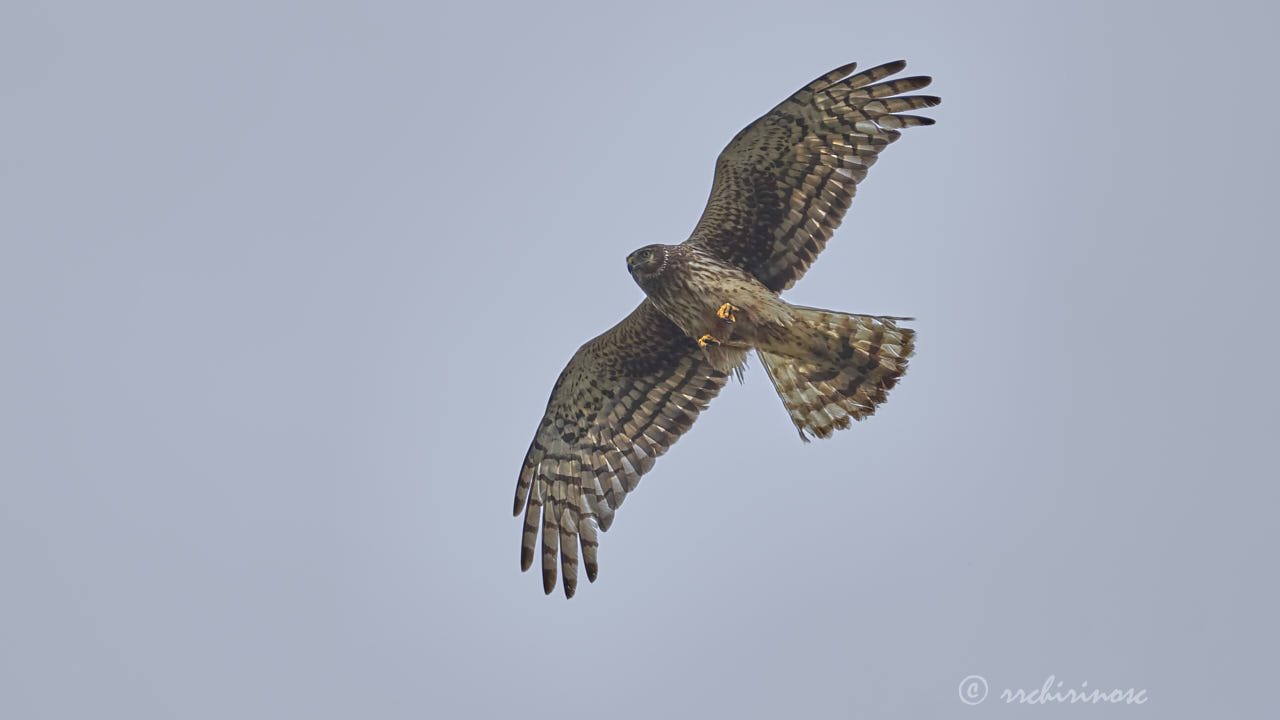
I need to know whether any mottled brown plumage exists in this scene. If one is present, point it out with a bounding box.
[517,60,938,596]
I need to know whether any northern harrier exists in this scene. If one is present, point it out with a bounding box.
[515,60,938,597]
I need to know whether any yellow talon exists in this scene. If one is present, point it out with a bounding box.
[697,334,720,348]
[716,302,738,322]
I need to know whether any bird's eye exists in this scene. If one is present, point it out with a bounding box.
[641,249,651,260]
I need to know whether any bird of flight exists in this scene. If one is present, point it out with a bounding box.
[515,60,939,597]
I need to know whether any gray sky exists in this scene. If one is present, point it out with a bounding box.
[3,1,1277,717]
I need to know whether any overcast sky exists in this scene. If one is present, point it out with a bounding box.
[2,1,1277,718]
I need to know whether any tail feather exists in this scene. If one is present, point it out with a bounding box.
[758,308,914,440]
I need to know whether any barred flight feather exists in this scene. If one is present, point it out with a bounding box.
[758,310,916,440]
[688,60,939,292]
[516,301,728,596]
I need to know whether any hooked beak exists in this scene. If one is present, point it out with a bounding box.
[626,253,636,272]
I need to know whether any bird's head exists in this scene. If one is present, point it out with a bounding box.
[626,244,669,284]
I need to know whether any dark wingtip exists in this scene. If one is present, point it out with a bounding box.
[542,570,555,595]
[893,75,933,91]
[520,545,534,572]
[832,60,859,76]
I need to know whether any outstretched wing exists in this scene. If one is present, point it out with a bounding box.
[514,300,729,597]
[686,60,939,292]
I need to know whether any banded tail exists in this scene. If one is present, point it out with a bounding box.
[757,307,914,440]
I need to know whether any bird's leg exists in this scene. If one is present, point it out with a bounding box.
[697,302,743,349]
